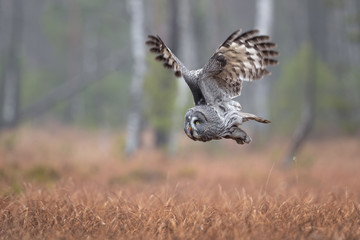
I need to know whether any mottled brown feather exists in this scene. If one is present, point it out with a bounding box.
[234,29,259,42]
[206,29,279,98]
[261,50,279,57]
[146,35,182,78]
[220,29,243,47]
[255,42,277,50]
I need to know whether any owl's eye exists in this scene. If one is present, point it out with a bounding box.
[195,120,200,125]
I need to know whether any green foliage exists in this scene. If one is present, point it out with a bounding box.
[271,44,308,133]
[21,67,60,109]
[26,165,59,184]
[21,0,130,128]
[0,133,17,152]
[348,31,360,43]
[271,44,344,134]
[144,57,177,135]
[346,9,360,43]
[42,2,68,55]
[21,66,131,128]
[77,0,106,12]
[42,0,125,54]
[74,72,131,127]
[322,0,345,8]
[332,70,360,133]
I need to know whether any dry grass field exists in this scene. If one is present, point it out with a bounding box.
[0,127,360,239]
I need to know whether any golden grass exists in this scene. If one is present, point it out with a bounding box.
[0,127,360,239]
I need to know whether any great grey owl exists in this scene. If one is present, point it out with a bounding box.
[146,29,278,144]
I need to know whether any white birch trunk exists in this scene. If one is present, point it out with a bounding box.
[1,0,23,128]
[125,0,146,155]
[168,0,195,154]
[253,0,274,133]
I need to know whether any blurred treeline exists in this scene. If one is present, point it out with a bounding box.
[0,0,359,148]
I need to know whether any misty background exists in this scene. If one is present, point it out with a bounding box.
[0,0,359,164]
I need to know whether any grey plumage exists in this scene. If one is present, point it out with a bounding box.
[184,105,269,144]
[146,29,278,144]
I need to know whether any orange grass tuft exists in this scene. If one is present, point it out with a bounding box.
[0,127,360,239]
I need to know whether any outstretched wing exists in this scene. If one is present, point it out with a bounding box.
[146,35,185,78]
[205,29,279,98]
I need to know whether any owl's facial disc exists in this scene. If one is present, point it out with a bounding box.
[190,116,199,130]
[184,115,195,140]
[184,110,207,141]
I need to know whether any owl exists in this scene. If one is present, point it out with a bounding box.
[146,29,278,144]
[184,105,271,144]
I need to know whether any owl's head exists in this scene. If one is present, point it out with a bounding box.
[184,106,222,142]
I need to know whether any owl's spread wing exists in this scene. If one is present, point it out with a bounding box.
[146,35,185,78]
[204,29,279,98]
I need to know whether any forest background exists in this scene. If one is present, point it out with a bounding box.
[1,0,360,239]
[0,0,359,159]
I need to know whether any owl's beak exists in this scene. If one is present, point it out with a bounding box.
[185,124,194,140]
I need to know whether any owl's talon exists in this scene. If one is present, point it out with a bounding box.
[244,135,251,144]
[236,138,245,144]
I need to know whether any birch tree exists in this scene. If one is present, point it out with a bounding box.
[64,0,83,122]
[283,0,322,165]
[125,0,146,155]
[253,0,274,133]
[168,0,196,154]
[0,0,24,129]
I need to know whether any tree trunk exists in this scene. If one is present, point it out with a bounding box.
[168,0,195,154]
[63,0,82,123]
[283,0,321,166]
[149,0,179,148]
[283,56,316,165]
[125,0,146,156]
[0,0,8,129]
[253,0,274,134]
[0,0,23,129]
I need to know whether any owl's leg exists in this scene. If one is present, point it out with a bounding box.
[217,99,242,115]
[237,112,270,124]
[223,126,251,144]
[228,100,242,112]
[221,110,252,144]
[223,110,244,127]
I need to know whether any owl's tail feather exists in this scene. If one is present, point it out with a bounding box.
[240,112,271,124]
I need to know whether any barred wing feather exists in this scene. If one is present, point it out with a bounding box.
[146,35,184,78]
[209,29,279,98]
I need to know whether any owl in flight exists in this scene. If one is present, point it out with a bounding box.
[146,29,278,144]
